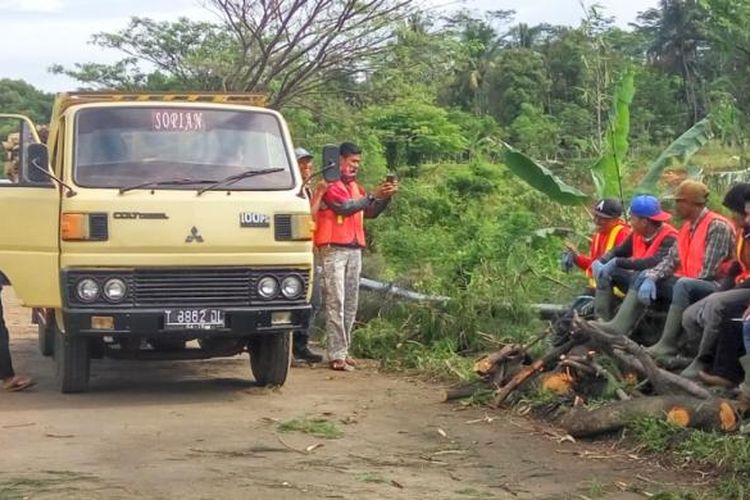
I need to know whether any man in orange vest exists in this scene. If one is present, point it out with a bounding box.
[677,183,750,381]
[315,142,397,372]
[552,199,629,347]
[591,195,677,320]
[562,198,630,293]
[292,148,324,365]
[600,181,735,344]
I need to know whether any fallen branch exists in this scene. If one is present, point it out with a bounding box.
[571,315,711,400]
[557,396,740,438]
[492,335,586,407]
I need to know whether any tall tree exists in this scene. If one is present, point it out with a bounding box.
[52,0,413,109]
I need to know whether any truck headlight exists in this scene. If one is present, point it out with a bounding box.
[103,278,127,302]
[280,275,303,299]
[76,278,100,303]
[258,276,279,299]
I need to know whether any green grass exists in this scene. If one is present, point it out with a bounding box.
[0,471,97,500]
[628,418,750,499]
[277,417,344,439]
[355,473,387,484]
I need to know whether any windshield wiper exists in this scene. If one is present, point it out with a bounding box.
[119,177,218,194]
[196,168,285,196]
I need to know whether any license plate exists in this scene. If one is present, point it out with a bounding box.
[164,309,225,330]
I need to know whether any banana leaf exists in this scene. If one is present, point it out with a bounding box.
[502,143,589,205]
[590,67,635,199]
[637,118,713,194]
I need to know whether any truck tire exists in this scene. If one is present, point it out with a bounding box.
[37,309,54,357]
[248,332,292,386]
[54,328,91,393]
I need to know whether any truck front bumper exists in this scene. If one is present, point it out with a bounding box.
[63,305,311,338]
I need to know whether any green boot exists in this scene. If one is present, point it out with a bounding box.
[595,289,644,336]
[594,284,614,321]
[680,357,708,379]
[646,306,685,358]
[738,355,750,411]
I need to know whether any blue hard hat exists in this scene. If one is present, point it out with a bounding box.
[630,195,671,222]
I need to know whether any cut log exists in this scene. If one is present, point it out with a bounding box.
[492,335,585,407]
[474,344,524,376]
[557,396,740,438]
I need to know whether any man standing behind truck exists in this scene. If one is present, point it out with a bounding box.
[292,147,324,365]
[315,142,397,371]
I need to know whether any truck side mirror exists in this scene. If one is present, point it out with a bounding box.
[321,144,340,182]
[24,143,52,185]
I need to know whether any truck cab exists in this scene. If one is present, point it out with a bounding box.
[0,92,313,392]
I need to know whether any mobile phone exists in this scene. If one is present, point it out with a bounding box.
[386,173,397,183]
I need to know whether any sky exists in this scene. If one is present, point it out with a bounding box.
[0,0,659,92]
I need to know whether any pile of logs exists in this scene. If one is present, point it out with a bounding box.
[446,315,740,438]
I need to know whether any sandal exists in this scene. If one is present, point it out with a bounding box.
[345,357,357,367]
[330,359,354,372]
[2,375,36,392]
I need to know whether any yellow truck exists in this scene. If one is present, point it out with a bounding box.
[0,92,314,392]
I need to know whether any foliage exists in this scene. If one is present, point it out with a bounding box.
[589,66,635,199]
[0,79,53,124]
[638,117,714,193]
[366,99,467,169]
[501,144,589,205]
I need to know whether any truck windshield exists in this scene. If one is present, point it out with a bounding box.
[73,107,294,190]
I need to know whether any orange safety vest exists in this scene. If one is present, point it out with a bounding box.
[676,211,732,279]
[735,232,750,284]
[586,222,629,289]
[632,223,678,259]
[313,181,366,248]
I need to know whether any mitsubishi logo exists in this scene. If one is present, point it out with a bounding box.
[185,226,204,243]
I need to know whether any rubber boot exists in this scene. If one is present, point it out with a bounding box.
[646,306,685,358]
[595,289,644,336]
[680,357,708,379]
[737,355,750,412]
[594,284,614,321]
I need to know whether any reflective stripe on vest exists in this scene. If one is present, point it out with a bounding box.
[736,232,750,284]
[586,223,628,288]
[313,181,366,248]
[632,223,678,259]
[676,211,732,278]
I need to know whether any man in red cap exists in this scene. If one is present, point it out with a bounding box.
[590,195,677,320]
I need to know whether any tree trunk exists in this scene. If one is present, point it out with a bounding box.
[557,396,739,438]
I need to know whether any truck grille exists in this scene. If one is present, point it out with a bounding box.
[133,268,252,307]
[64,268,310,308]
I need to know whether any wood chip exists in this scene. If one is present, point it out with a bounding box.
[437,428,447,438]
[390,480,404,489]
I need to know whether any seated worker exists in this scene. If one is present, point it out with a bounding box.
[677,184,750,379]
[590,195,677,320]
[739,313,750,410]
[552,199,629,346]
[562,198,630,294]
[598,181,735,341]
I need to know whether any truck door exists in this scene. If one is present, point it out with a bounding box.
[0,114,61,307]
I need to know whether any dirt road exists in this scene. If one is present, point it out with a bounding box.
[0,287,696,499]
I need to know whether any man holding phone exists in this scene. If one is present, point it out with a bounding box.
[314,142,398,371]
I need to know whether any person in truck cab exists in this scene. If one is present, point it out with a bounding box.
[315,142,397,371]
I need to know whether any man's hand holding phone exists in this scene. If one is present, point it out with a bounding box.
[375,173,399,200]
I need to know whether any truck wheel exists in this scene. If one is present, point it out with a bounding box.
[54,328,91,393]
[249,332,292,386]
[37,309,55,357]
